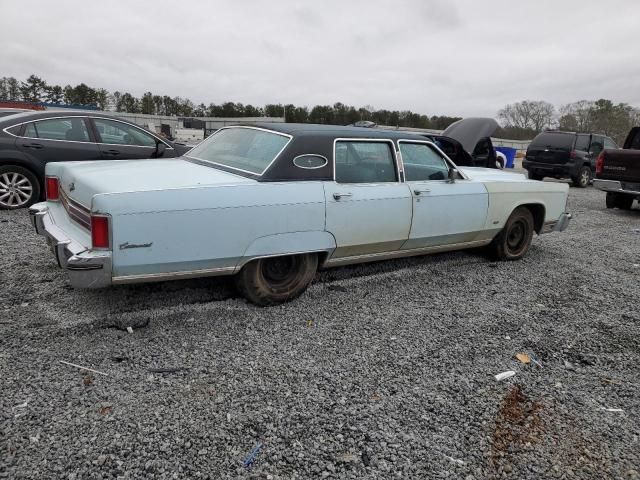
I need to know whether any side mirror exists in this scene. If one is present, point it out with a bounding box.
[155,141,166,158]
[448,168,457,183]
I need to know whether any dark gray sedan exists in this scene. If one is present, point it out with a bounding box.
[0,110,190,209]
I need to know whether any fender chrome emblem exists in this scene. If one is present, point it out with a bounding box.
[119,242,153,250]
[68,182,75,191]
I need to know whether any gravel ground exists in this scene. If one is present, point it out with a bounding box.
[1,185,639,480]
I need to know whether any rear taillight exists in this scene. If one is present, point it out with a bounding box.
[569,150,577,159]
[596,152,605,175]
[91,215,110,249]
[46,176,59,201]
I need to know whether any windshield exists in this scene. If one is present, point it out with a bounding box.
[186,127,290,175]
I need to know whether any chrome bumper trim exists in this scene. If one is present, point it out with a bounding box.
[540,212,572,234]
[593,179,640,195]
[29,203,112,288]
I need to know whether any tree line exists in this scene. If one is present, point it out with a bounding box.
[498,99,640,144]
[0,74,461,130]
[2,75,638,142]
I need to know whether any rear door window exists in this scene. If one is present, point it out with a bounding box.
[530,132,575,150]
[24,118,91,142]
[335,141,397,183]
[574,134,590,151]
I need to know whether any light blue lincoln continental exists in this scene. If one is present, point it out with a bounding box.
[29,122,571,305]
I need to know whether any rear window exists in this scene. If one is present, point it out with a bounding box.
[628,129,640,150]
[530,132,575,150]
[186,127,290,175]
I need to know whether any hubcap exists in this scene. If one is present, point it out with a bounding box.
[506,219,527,252]
[0,172,33,208]
[581,170,590,185]
[261,256,301,290]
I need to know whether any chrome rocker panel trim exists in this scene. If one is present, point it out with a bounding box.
[323,239,492,268]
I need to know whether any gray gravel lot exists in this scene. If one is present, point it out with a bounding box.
[1,185,639,479]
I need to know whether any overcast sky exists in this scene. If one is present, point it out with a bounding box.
[1,0,638,117]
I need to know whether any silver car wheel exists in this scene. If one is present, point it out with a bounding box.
[581,169,590,185]
[0,172,34,208]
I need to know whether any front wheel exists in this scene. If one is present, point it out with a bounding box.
[236,253,318,306]
[488,207,534,261]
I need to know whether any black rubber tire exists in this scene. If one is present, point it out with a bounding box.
[605,192,616,209]
[615,194,634,210]
[527,170,543,181]
[488,206,534,261]
[496,158,504,169]
[235,253,318,306]
[0,165,40,210]
[572,166,591,188]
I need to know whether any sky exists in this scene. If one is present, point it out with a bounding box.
[1,0,639,117]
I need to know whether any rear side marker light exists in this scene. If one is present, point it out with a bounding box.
[91,216,110,249]
[46,176,59,201]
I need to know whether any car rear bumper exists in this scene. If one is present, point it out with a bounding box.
[29,203,112,288]
[593,179,640,195]
[523,160,579,176]
[540,212,572,234]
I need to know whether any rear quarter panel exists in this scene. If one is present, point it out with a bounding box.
[483,181,568,231]
[93,182,329,277]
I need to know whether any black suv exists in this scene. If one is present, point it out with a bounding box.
[523,131,618,187]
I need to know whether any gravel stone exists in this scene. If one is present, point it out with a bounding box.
[1,185,639,479]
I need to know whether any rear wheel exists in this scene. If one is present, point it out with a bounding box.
[606,192,634,210]
[236,253,318,306]
[488,207,534,261]
[0,165,40,210]
[572,166,591,188]
[616,194,634,210]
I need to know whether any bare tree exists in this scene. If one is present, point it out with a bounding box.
[498,100,555,131]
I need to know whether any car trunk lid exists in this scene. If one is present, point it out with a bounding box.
[47,158,256,210]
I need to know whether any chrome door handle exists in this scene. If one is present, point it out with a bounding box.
[413,188,431,195]
[333,192,353,200]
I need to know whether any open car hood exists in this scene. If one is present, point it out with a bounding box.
[441,117,499,154]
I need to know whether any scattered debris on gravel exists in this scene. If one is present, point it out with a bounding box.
[1,186,639,479]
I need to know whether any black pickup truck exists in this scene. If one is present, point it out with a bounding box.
[593,127,640,210]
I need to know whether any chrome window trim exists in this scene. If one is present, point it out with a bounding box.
[6,116,94,144]
[397,139,468,181]
[2,115,173,149]
[292,154,328,170]
[332,138,401,184]
[184,126,293,177]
